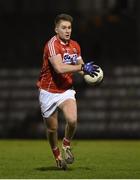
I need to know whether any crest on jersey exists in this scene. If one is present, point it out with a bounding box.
[73,48,77,54]
[62,48,65,52]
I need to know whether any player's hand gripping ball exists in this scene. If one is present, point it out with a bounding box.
[84,65,104,85]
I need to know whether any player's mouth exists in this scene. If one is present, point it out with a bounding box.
[65,34,70,39]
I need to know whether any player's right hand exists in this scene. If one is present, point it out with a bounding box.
[81,61,99,77]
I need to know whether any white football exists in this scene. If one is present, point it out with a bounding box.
[84,66,103,85]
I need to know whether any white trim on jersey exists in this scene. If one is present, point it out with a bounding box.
[48,36,57,57]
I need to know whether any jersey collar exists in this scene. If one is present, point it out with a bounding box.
[56,35,69,46]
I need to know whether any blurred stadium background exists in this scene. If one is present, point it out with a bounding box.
[0,0,139,139]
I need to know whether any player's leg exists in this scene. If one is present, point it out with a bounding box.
[44,110,58,149]
[44,110,67,170]
[59,99,77,164]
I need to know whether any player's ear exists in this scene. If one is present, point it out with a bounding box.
[55,27,58,33]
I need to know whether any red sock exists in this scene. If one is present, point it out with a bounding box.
[52,147,60,158]
[63,137,70,146]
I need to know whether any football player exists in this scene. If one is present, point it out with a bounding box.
[37,13,99,170]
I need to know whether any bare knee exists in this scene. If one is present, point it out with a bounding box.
[67,119,77,128]
[43,115,58,133]
[47,126,58,133]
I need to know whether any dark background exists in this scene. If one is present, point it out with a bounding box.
[0,0,140,139]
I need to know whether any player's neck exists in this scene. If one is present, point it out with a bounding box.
[56,35,69,45]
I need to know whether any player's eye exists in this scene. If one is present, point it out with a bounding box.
[61,26,71,30]
[61,26,66,29]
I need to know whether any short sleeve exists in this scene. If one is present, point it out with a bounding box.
[47,40,61,58]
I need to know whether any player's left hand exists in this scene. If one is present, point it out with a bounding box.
[82,61,100,77]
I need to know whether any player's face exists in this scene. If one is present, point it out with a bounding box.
[55,20,72,43]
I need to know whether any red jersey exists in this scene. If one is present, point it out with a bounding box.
[37,35,82,93]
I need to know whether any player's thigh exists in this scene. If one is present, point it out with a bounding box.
[59,99,77,123]
[44,110,58,130]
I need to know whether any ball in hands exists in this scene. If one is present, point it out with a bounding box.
[84,65,103,85]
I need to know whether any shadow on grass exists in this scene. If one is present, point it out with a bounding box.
[35,166,61,171]
[35,166,74,171]
[35,166,92,171]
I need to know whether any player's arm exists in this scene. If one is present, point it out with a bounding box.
[49,54,82,74]
[49,53,99,76]
[77,58,84,75]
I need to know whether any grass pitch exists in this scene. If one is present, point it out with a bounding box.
[0,140,140,179]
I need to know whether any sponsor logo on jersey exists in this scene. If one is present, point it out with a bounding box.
[63,53,78,64]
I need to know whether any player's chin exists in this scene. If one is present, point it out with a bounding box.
[61,37,70,43]
[65,36,70,40]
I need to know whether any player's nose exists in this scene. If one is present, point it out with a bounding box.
[66,28,70,33]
